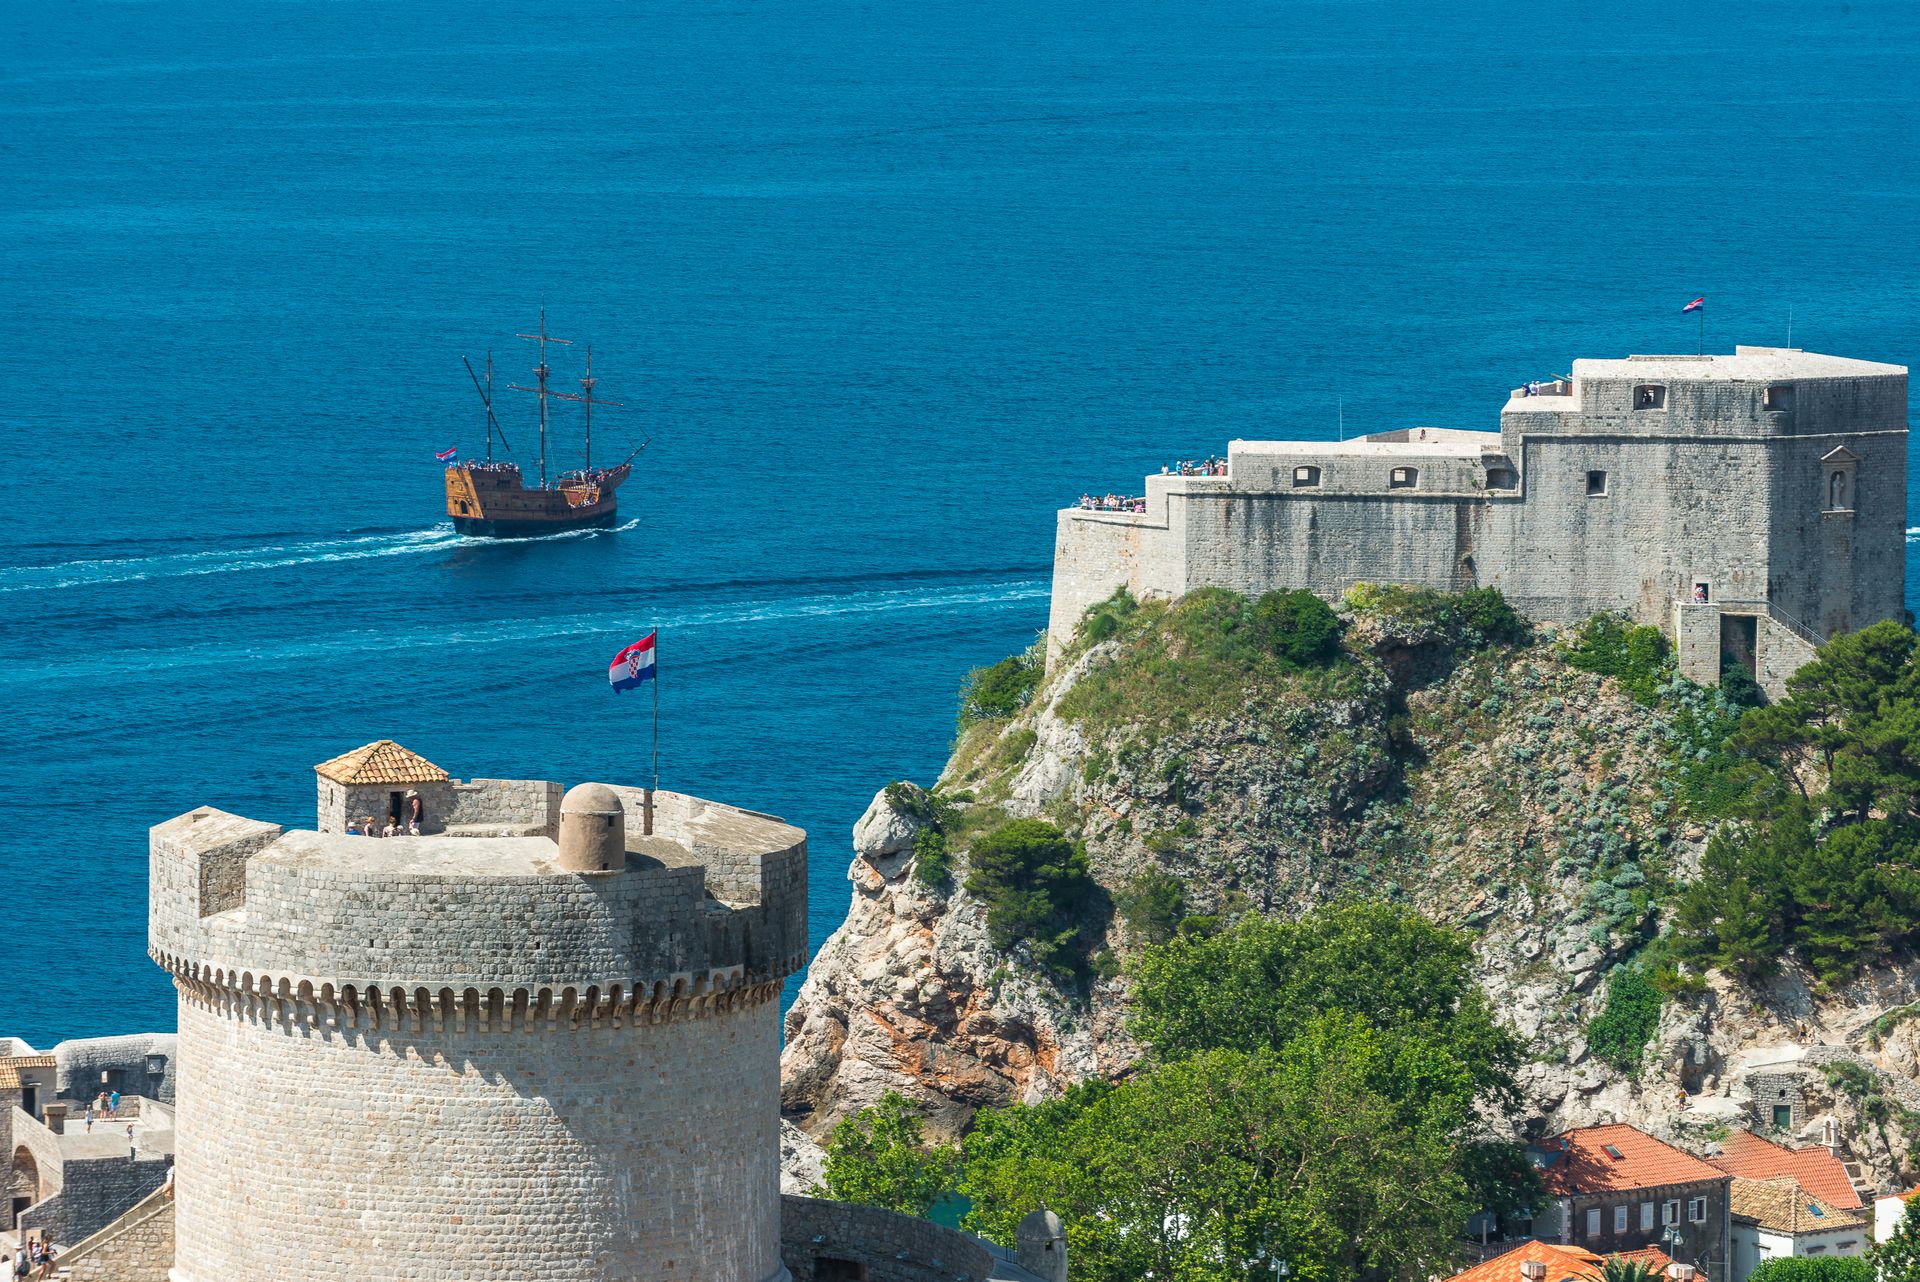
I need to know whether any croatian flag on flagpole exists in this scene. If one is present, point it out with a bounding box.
[1682,296,1705,313]
[609,632,657,692]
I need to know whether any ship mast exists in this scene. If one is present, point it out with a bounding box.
[551,343,625,472]
[484,351,493,461]
[510,308,572,488]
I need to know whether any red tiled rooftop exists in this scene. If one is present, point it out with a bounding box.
[1537,1123,1727,1196]
[1448,1241,1605,1282]
[1446,1241,1707,1282]
[1709,1131,1862,1209]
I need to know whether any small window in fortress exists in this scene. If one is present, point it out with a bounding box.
[1293,465,1321,488]
[1586,470,1608,497]
[1634,384,1666,410]
[1389,467,1417,489]
[1764,384,1794,411]
[1486,467,1517,490]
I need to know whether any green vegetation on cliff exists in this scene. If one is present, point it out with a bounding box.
[1668,620,1920,984]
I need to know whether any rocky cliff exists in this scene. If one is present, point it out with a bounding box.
[780,589,1920,1189]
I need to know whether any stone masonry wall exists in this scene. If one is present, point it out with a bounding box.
[444,778,562,835]
[56,1187,174,1282]
[172,991,785,1282]
[780,1195,993,1282]
[55,1034,176,1106]
[19,1152,168,1249]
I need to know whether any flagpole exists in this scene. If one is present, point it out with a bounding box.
[648,635,660,836]
[1698,303,1704,356]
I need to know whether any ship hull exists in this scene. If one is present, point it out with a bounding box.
[451,508,620,538]
[445,461,631,539]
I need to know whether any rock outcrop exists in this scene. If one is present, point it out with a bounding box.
[780,597,1920,1189]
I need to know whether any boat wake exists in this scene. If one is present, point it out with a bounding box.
[0,520,637,593]
[3,575,1052,685]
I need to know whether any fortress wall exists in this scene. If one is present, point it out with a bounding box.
[779,1196,994,1282]
[1047,510,1161,659]
[148,811,282,958]
[1489,435,1777,626]
[1764,428,1909,637]
[445,778,562,834]
[155,841,713,988]
[1789,376,1908,436]
[170,991,785,1282]
[54,1034,175,1106]
[1177,491,1477,600]
[1227,449,1492,495]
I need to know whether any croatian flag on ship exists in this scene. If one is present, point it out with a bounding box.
[609,632,657,692]
[436,446,458,462]
[1682,296,1705,313]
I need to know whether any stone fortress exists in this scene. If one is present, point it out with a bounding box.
[6,742,1064,1282]
[1050,346,1910,694]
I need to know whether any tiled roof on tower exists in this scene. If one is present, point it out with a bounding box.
[313,740,449,785]
[1709,1130,1862,1208]
[1534,1123,1726,1195]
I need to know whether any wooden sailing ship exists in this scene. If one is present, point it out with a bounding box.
[444,312,647,537]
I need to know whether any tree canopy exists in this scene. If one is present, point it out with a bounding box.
[814,1091,961,1216]
[1127,901,1522,1111]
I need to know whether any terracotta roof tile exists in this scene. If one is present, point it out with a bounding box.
[1709,1131,1862,1209]
[314,740,449,786]
[0,1054,56,1090]
[1537,1124,1728,1196]
[1617,1247,1706,1282]
[1447,1241,1605,1282]
[1730,1176,1870,1235]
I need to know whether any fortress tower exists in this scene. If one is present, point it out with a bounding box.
[1050,346,1909,694]
[148,745,808,1282]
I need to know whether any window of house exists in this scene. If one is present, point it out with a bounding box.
[1586,1209,1602,1239]
[1807,1246,1827,1256]
[1293,465,1321,488]
[1389,467,1418,489]
[1641,1203,1655,1231]
[1688,1197,1707,1224]
[1664,1201,1680,1226]
[1634,384,1667,410]
[1763,384,1794,412]
[1586,470,1608,497]
[1614,1207,1629,1233]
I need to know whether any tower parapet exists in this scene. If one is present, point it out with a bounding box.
[150,746,807,1282]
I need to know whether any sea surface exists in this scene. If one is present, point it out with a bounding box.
[2,0,1917,1046]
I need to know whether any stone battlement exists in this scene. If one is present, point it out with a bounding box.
[149,750,809,1021]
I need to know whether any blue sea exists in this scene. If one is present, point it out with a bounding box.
[3,0,1917,1045]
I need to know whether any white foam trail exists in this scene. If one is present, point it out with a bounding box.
[3,578,1051,685]
[0,521,637,593]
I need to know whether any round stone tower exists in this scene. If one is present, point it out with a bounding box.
[148,754,809,1282]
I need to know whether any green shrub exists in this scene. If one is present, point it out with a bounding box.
[1076,588,1140,648]
[1115,870,1188,946]
[959,653,1042,729]
[912,827,952,885]
[1250,589,1343,666]
[1586,967,1663,1074]
[1561,613,1670,704]
[1343,583,1529,651]
[964,819,1109,979]
[1746,1257,1873,1282]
